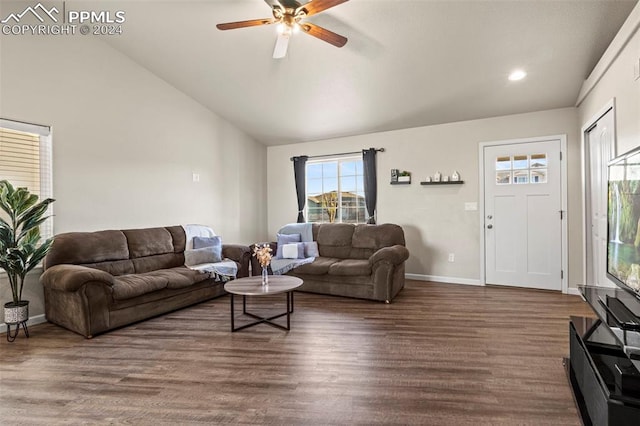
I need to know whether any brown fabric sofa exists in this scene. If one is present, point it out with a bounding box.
[41,226,250,338]
[251,223,409,303]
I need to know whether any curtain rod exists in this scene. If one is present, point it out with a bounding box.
[290,148,384,161]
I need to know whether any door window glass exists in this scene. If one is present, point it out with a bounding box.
[495,153,548,185]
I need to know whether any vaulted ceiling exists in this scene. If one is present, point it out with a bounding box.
[104,0,638,145]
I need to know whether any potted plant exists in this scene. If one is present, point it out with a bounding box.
[398,171,411,183]
[0,180,55,342]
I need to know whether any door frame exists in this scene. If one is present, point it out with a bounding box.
[581,98,616,287]
[478,135,569,293]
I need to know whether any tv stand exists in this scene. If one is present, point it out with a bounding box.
[566,286,640,425]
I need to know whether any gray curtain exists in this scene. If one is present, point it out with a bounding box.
[292,156,308,223]
[362,148,377,224]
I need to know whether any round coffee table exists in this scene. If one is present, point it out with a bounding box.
[224,275,303,332]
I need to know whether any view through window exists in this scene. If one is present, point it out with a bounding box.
[306,157,366,223]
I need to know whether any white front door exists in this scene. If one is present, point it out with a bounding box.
[484,139,563,290]
[584,107,615,286]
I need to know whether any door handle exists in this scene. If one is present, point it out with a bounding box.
[487,224,493,229]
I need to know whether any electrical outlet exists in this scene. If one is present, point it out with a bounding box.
[192,173,200,183]
[448,253,455,262]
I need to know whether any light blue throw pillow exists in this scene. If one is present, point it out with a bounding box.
[275,233,301,259]
[185,246,221,266]
[303,241,319,258]
[193,236,222,263]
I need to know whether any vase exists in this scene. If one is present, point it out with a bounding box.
[4,300,30,342]
[261,266,269,286]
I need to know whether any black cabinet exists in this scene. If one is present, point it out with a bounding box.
[567,286,640,425]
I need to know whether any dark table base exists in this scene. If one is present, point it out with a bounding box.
[230,291,295,332]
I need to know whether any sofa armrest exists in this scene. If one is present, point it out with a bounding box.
[369,245,410,266]
[222,244,250,262]
[222,244,251,278]
[41,264,115,292]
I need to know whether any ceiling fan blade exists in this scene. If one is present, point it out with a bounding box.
[266,0,300,9]
[216,18,277,31]
[300,22,347,47]
[298,0,349,17]
[273,32,291,59]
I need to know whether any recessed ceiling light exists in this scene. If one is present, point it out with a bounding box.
[508,70,527,81]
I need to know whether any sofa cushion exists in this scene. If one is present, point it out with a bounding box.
[328,259,372,276]
[83,259,135,276]
[350,224,406,260]
[132,253,185,274]
[293,257,340,275]
[166,225,187,252]
[352,224,405,249]
[113,273,169,300]
[316,223,354,259]
[112,267,208,299]
[44,230,129,268]
[123,227,174,258]
[164,267,210,289]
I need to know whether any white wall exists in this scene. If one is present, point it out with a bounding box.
[577,5,640,155]
[0,35,268,324]
[268,108,582,286]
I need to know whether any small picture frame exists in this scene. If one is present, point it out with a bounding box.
[433,172,441,182]
[391,169,399,183]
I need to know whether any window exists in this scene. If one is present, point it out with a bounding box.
[306,157,366,223]
[495,153,547,186]
[0,119,53,239]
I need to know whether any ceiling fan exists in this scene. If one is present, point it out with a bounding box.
[216,0,349,59]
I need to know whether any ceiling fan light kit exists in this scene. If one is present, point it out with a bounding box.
[216,0,349,59]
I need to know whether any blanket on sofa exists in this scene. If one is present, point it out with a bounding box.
[270,257,314,275]
[188,259,238,282]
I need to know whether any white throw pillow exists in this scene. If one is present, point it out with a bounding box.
[282,243,301,259]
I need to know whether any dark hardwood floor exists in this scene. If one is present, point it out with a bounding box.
[0,281,594,425]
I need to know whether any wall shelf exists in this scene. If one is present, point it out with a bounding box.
[420,181,464,185]
[390,181,411,185]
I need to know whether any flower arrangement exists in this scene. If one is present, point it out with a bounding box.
[253,243,273,268]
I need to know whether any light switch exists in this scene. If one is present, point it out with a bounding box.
[634,58,640,81]
[465,202,478,211]
[192,173,200,183]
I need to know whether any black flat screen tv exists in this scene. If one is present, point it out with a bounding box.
[607,146,640,300]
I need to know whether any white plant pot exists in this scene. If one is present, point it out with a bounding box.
[4,301,29,324]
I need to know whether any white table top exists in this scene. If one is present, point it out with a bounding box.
[224,275,303,296]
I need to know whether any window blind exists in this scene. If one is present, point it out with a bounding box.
[0,119,53,240]
[0,127,41,192]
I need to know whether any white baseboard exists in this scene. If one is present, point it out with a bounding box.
[406,273,483,286]
[566,287,582,296]
[1,314,47,334]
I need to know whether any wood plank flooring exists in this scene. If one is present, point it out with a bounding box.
[0,281,594,425]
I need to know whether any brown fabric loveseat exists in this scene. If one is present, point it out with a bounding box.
[41,226,250,338]
[251,223,409,303]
